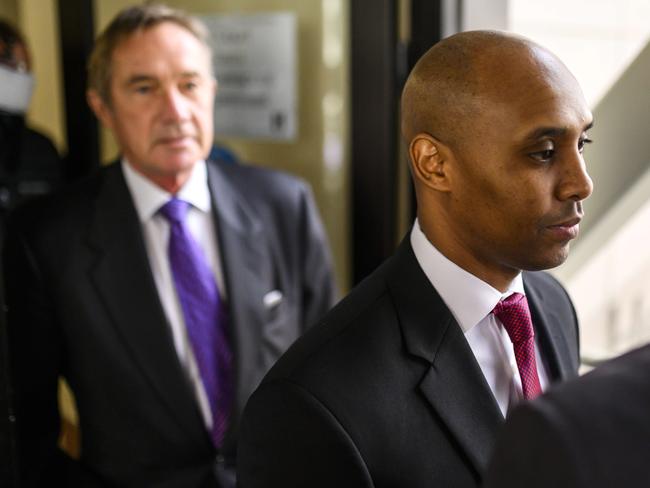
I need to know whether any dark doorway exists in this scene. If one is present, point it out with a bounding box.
[350,0,453,284]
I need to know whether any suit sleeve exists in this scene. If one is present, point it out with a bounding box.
[483,400,581,488]
[296,184,338,329]
[237,380,373,488]
[3,222,69,486]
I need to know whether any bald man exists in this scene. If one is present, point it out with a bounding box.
[237,31,593,488]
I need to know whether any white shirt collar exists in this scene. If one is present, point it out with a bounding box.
[410,219,524,334]
[122,158,212,222]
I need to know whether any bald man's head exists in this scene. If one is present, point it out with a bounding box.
[402,30,593,291]
[401,30,569,148]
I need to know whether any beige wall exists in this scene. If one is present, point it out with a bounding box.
[95,0,350,291]
[0,0,18,22]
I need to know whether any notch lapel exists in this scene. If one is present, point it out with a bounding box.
[86,164,209,443]
[386,240,504,476]
[206,163,270,420]
[524,274,577,381]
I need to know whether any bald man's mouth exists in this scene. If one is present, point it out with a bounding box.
[546,217,581,241]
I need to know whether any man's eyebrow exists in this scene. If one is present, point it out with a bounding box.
[124,71,203,86]
[523,121,594,143]
[125,75,157,86]
[524,127,566,142]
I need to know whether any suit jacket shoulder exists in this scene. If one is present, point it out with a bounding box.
[263,251,390,381]
[208,161,332,263]
[211,160,311,205]
[4,163,124,277]
[239,240,502,488]
[7,163,116,234]
[485,344,650,488]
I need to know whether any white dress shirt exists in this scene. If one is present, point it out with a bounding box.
[122,158,225,429]
[410,220,549,417]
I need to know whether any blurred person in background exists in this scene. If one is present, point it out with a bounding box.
[0,18,64,488]
[0,19,63,241]
[3,4,336,488]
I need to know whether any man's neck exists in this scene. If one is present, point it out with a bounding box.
[417,216,519,293]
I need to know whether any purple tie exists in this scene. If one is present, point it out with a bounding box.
[159,198,233,447]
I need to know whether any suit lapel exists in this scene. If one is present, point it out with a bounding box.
[386,240,503,476]
[85,164,208,442]
[206,162,269,419]
[524,275,576,381]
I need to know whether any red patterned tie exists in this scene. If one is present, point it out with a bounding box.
[492,293,542,400]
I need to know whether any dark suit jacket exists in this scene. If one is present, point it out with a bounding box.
[484,344,650,488]
[0,116,63,488]
[3,160,336,487]
[237,238,580,488]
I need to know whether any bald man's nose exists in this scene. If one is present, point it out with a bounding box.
[557,152,593,202]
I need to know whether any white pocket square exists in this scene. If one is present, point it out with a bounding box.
[263,290,283,309]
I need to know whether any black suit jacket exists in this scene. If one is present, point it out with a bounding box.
[3,160,336,487]
[237,238,580,487]
[484,343,650,488]
[0,118,63,488]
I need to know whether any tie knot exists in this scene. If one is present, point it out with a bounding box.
[492,292,534,344]
[159,198,190,224]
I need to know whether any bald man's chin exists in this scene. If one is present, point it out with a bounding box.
[522,245,572,272]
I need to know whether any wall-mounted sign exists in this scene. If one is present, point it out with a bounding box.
[201,12,297,141]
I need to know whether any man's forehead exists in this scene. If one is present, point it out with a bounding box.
[475,50,589,125]
[476,93,591,139]
[112,23,209,62]
[110,24,211,78]
[475,44,570,95]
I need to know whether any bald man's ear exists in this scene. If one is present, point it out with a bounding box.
[408,133,451,192]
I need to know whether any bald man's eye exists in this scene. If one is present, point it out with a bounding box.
[578,137,593,153]
[529,148,555,163]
